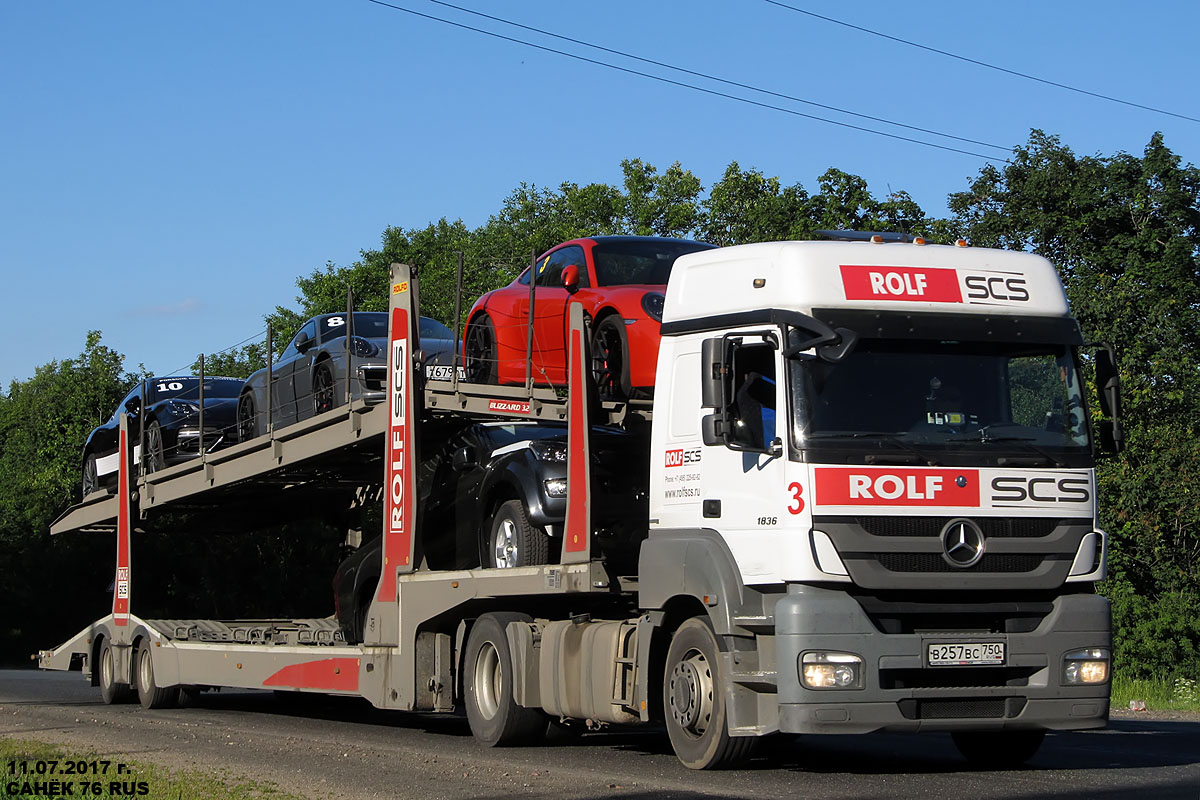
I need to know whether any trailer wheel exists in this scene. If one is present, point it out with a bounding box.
[952,730,1045,768]
[98,640,132,705]
[135,639,179,710]
[662,617,752,769]
[463,612,546,747]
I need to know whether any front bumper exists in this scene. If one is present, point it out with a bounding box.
[772,585,1111,734]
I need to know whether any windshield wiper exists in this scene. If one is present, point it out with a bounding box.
[946,434,1066,467]
[805,432,941,466]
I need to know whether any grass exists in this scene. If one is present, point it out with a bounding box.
[0,737,310,800]
[1110,673,1200,712]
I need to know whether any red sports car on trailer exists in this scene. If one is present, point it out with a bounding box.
[462,236,715,397]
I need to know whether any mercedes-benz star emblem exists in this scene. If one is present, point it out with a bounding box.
[940,518,985,568]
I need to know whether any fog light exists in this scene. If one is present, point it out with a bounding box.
[544,478,568,498]
[1063,648,1110,685]
[800,652,863,689]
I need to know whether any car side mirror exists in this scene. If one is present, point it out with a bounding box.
[295,330,313,353]
[451,445,476,472]
[561,264,580,294]
[124,397,141,415]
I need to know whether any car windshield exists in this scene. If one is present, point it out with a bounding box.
[790,338,1091,464]
[149,378,242,402]
[420,317,454,339]
[480,422,568,449]
[590,240,715,286]
[320,312,389,341]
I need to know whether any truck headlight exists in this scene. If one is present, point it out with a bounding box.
[1063,648,1109,685]
[800,651,863,689]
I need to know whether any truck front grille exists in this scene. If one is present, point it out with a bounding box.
[856,516,1078,539]
[876,553,1049,573]
[897,697,1026,720]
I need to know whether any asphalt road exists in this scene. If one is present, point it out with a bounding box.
[1,669,1197,800]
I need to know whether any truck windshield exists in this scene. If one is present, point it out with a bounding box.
[789,338,1092,466]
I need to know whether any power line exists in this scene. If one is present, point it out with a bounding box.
[363,0,1008,162]
[762,0,1200,125]
[425,0,1008,153]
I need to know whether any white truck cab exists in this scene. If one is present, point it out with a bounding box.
[641,238,1113,756]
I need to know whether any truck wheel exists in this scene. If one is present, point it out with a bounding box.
[590,316,628,400]
[135,639,179,710]
[952,730,1045,768]
[98,640,132,705]
[663,617,752,769]
[486,500,549,569]
[463,612,547,747]
[464,315,497,384]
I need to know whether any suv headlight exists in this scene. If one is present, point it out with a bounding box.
[1063,648,1110,685]
[529,440,567,463]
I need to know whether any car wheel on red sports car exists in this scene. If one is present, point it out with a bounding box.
[590,316,628,400]
[465,314,497,385]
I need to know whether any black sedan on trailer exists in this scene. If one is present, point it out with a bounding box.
[332,418,648,642]
[82,376,242,495]
[236,312,456,441]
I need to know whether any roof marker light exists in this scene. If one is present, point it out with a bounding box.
[753,278,766,288]
[913,237,926,245]
[870,235,884,244]
[955,239,969,247]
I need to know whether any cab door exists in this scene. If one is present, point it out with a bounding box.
[697,330,796,584]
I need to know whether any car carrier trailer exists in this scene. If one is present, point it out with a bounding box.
[40,236,1119,769]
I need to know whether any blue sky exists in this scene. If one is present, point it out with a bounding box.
[2,1,1197,388]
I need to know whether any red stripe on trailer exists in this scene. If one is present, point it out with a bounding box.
[564,324,588,554]
[262,658,360,692]
[113,425,131,626]
[381,305,415,601]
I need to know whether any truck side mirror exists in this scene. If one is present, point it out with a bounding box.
[561,265,580,294]
[1093,344,1123,453]
[700,337,724,409]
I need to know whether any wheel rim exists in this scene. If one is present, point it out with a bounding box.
[667,647,714,739]
[83,456,97,495]
[472,641,502,720]
[146,425,163,471]
[138,647,153,695]
[465,322,494,383]
[492,518,518,568]
[314,367,334,414]
[591,322,623,397]
[238,395,255,441]
[100,647,113,689]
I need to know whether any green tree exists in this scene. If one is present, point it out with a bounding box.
[947,131,1200,679]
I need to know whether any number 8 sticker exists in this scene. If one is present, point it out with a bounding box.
[787,482,805,514]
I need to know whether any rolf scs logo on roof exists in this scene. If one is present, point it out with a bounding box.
[840,264,1030,304]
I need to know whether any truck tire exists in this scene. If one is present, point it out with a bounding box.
[662,617,753,769]
[98,640,132,705]
[952,730,1045,768]
[463,612,547,747]
[135,639,178,709]
[486,499,549,569]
